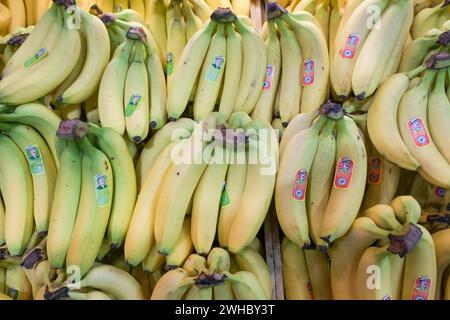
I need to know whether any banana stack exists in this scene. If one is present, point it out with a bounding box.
[0,0,51,35]
[0,1,110,109]
[330,0,414,100]
[97,21,167,143]
[276,102,367,248]
[253,2,329,126]
[166,7,267,121]
[125,112,278,267]
[367,56,450,189]
[150,247,272,300]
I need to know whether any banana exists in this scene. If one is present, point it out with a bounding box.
[412,3,446,39]
[47,141,82,269]
[211,251,234,300]
[136,118,195,188]
[191,151,228,255]
[1,3,56,77]
[276,18,302,123]
[142,241,166,272]
[279,111,318,156]
[231,0,250,16]
[252,20,281,124]
[352,0,414,100]
[0,7,82,105]
[191,0,213,21]
[114,0,129,12]
[304,247,332,300]
[0,3,11,36]
[5,265,32,300]
[330,0,390,99]
[328,0,341,57]
[193,23,226,121]
[65,136,114,277]
[281,237,312,300]
[56,11,110,105]
[72,264,144,300]
[150,268,195,300]
[182,0,202,40]
[145,0,167,62]
[124,40,149,143]
[184,253,207,276]
[362,204,403,231]
[184,284,213,300]
[218,23,243,120]
[354,245,393,300]
[228,121,278,253]
[275,117,327,247]
[367,71,422,171]
[166,1,186,94]
[293,0,317,13]
[3,0,26,34]
[87,125,137,249]
[166,217,193,268]
[307,119,336,245]
[0,134,33,256]
[314,0,330,46]
[398,69,450,188]
[319,116,367,246]
[0,197,5,245]
[0,123,57,234]
[432,229,450,299]
[217,146,247,249]
[98,40,134,135]
[234,247,272,300]
[167,20,217,120]
[398,30,440,73]
[84,91,100,125]
[390,195,421,225]
[225,271,266,300]
[329,217,390,299]
[428,68,450,163]
[401,224,436,300]
[68,290,113,300]
[154,115,221,255]
[233,16,267,114]
[24,0,35,26]
[125,142,176,266]
[129,0,146,17]
[361,152,401,211]
[0,106,64,153]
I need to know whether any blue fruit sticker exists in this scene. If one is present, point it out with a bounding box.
[25,145,44,175]
[94,174,109,207]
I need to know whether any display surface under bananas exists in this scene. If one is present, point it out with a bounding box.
[0,0,449,301]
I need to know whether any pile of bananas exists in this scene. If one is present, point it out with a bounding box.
[151,247,272,300]
[0,0,51,35]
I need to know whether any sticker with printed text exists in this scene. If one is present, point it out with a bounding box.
[124,94,142,117]
[263,64,275,90]
[7,288,19,300]
[24,48,48,68]
[292,169,308,201]
[302,59,315,86]
[25,145,44,175]
[341,33,360,60]
[408,117,430,147]
[220,187,231,208]
[334,157,354,189]
[368,156,383,184]
[411,276,431,300]
[382,295,392,300]
[94,174,109,207]
[166,52,174,75]
[205,55,225,82]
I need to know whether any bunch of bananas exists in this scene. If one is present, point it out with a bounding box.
[125,112,278,268]
[0,0,51,35]
[0,1,110,109]
[253,2,329,125]
[166,8,267,121]
[276,103,367,248]
[330,0,414,100]
[151,246,272,300]
[367,56,450,189]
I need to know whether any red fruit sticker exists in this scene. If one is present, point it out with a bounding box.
[411,276,431,300]
[408,117,430,147]
[292,169,308,201]
[302,58,315,86]
[341,33,360,60]
[368,156,383,184]
[263,64,275,90]
[334,157,354,189]
[435,187,446,198]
